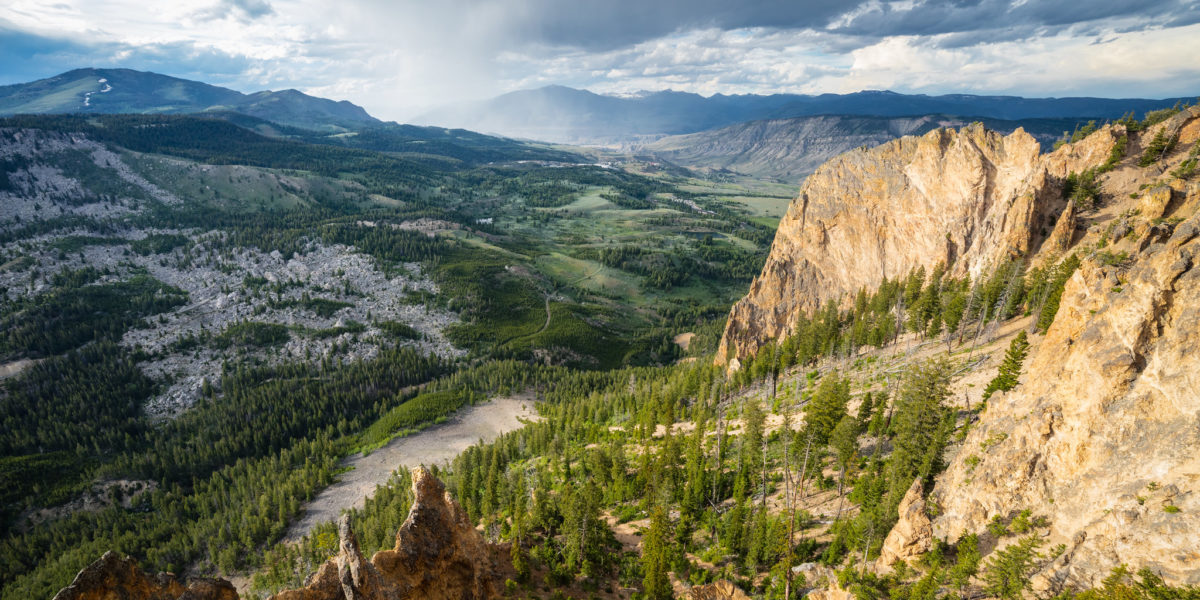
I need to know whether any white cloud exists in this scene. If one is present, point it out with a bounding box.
[1,0,1197,121]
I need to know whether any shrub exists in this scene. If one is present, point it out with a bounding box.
[987,514,1010,538]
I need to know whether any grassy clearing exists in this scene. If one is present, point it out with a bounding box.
[356,389,479,453]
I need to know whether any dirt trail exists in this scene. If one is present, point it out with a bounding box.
[284,394,538,541]
[0,358,37,379]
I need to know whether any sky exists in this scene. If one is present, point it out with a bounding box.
[2,0,1199,121]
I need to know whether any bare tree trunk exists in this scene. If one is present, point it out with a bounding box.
[783,410,795,600]
[1028,280,1053,334]
[967,302,990,363]
[798,432,815,502]
[958,283,979,346]
[761,434,769,515]
[834,463,847,522]
[860,528,875,576]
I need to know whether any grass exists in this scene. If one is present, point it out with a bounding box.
[356,389,478,452]
[128,153,373,213]
[502,302,632,369]
[722,195,793,220]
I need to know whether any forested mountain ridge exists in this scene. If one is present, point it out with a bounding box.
[0,68,378,132]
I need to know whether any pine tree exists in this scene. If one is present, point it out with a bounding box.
[949,533,980,593]
[642,505,673,600]
[983,535,1043,600]
[803,373,850,448]
[1139,128,1175,166]
[983,331,1030,400]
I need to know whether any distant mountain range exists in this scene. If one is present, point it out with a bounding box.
[416,85,1196,144]
[3,69,1193,179]
[637,114,1098,181]
[0,68,379,132]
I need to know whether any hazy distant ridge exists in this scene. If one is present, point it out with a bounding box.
[416,85,1195,144]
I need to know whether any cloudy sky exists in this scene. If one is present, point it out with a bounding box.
[2,0,1199,120]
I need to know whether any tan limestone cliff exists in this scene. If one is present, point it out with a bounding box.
[687,579,752,600]
[876,478,933,573]
[716,104,1200,589]
[931,107,1200,590]
[716,122,1123,364]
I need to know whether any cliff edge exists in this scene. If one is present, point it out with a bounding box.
[716,121,1121,364]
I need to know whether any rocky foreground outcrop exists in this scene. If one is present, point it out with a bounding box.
[51,552,238,600]
[52,467,500,600]
[717,120,1121,364]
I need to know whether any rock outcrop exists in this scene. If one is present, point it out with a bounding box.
[688,579,752,600]
[717,104,1200,588]
[933,209,1200,590]
[53,468,500,600]
[363,466,499,600]
[271,514,395,600]
[270,466,499,600]
[716,122,1121,364]
[51,551,237,600]
[1041,197,1078,257]
[929,107,1200,589]
[876,479,933,573]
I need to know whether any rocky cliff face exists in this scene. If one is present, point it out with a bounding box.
[51,552,237,600]
[51,467,501,600]
[876,479,933,573]
[932,108,1200,590]
[722,105,1200,588]
[716,121,1121,365]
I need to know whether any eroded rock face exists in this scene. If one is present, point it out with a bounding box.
[271,514,396,600]
[369,467,499,600]
[270,466,499,600]
[51,551,237,600]
[688,579,752,600]
[716,122,1121,364]
[933,108,1200,590]
[1041,197,1078,258]
[876,479,933,573]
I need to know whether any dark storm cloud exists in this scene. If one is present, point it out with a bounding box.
[508,0,857,50]
[823,0,1200,44]
[489,0,1200,51]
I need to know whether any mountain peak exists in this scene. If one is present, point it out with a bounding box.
[0,69,378,132]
